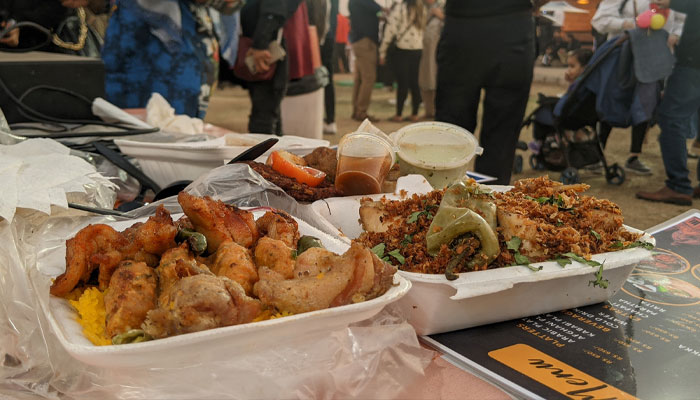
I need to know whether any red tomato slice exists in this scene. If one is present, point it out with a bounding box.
[267,151,327,187]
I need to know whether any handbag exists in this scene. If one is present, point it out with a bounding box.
[233,36,279,82]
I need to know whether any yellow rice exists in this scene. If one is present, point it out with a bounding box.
[69,287,111,346]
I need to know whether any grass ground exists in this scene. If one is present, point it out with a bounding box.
[205,73,699,230]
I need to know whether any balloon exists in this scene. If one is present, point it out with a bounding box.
[636,10,653,29]
[650,13,666,30]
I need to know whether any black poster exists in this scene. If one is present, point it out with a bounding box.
[425,211,700,400]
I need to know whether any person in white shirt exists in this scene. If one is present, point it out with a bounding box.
[378,0,424,122]
[591,0,685,176]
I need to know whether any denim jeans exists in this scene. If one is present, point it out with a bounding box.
[658,66,700,195]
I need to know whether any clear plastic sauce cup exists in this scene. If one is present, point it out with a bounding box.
[335,131,396,196]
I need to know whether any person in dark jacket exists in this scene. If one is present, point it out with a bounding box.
[240,0,302,134]
[435,0,539,185]
[637,0,700,205]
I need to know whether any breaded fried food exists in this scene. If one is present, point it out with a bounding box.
[143,274,261,339]
[253,243,396,314]
[51,224,128,297]
[254,236,296,280]
[209,240,258,295]
[302,147,337,182]
[104,261,157,338]
[156,244,212,307]
[178,191,259,252]
[242,161,343,202]
[255,210,300,248]
[494,176,640,261]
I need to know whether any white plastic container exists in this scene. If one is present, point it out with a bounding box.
[40,211,410,367]
[114,134,329,187]
[308,190,654,335]
[391,122,483,189]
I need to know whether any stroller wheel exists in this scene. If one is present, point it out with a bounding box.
[605,163,625,185]
[529,154,546,171]
[513,155,524,174]
[561,167,579,184]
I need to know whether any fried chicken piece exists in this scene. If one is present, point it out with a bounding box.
[178,192,258,252]
[255,210,300,248]
[254,243,396,314]
[155,244,212,307]
[142,274,262,339]
[51,224,128,297]
[254,236,296,280]
[293,247,338,278]
[302,147,337,182]
[104,261,157,338]
[209,240,258,295]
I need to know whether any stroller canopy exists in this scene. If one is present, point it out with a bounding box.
[554,29,673,129]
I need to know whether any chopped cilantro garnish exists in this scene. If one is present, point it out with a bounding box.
[400,234,413,247]
[591,229,602,241]
[588,263,609,289]
[387,249,405,265]
[506,236,522,252]
[371,243,386,258]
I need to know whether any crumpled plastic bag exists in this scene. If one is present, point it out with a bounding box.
[146,93,204,135]
[426,179,500,279]
[0,163,433,399]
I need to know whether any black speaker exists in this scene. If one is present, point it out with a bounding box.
[0,51,104,124]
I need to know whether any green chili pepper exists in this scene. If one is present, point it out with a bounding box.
[176,228,208,255]
[297,235,323,255]
[112,329,152,345]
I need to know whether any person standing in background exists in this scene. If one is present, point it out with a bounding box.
[418,0,444,120]
[349,0,382,122]
[240,0,302,134]
[334,13,350,73]
[322,0,339,135]
[102,0,221,118]
[435,0,539,185]
[591,0,685,175]
[637,0,700,205]
[379,0,424,122]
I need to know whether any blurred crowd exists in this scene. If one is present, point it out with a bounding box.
[1,0,699,198]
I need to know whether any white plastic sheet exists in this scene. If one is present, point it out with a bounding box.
[0,164,433,399]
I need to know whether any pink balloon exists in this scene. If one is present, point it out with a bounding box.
[636,10,653,29]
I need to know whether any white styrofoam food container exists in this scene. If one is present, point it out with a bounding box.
[308,189,654,335]
[40,211,410,368]
[114,134,330,187]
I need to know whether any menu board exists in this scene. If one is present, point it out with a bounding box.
[424,210,700,400]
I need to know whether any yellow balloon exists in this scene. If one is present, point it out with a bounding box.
[650,13,666,30]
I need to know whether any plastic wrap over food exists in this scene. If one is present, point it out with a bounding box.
[0,164,433,399]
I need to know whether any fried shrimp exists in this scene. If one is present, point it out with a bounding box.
[51,224,128,297]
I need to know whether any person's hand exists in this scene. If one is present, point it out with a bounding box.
[431,7,444,19]
[0,22,19,47]
[379,57,386,66]
[60,0,89,8]
[622,20,636,30]
[653,0,671,8]
[249,48,272,73]
[668,34,679,50]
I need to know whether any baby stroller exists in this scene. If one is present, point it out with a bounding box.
[521,93,622,184]
[523,30,671,185]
